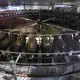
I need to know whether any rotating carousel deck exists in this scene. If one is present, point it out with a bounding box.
[0,16,79,80]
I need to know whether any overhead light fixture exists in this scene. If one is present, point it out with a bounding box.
[32,1,39,9]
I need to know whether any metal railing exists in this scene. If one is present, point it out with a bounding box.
[0,28,79,79]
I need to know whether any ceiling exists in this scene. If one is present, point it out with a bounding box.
[0,0,79,6]
[0,0,77,3]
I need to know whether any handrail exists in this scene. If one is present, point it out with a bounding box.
[0,50,80,55]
